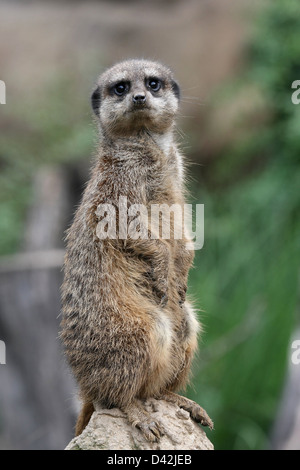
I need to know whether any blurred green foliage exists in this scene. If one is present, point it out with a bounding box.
[187,0,300,450]
[0,76,95,254]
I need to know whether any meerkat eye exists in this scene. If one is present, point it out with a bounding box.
[147,78,161,92]
[113,82,129,96]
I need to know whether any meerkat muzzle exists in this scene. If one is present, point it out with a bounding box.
[132,93,146,104]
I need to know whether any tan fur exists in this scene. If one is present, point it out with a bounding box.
[60,59,212,440]
[75,402,94,437]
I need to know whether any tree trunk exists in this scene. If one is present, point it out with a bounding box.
[0,166,80,449]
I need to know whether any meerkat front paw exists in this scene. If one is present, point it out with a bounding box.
[177,283,187,306]
[153,281,168,307]
[148,268,168,307]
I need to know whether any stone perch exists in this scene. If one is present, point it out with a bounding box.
[65,399,214,450]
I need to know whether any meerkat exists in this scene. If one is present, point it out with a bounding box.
[60,59,213,442]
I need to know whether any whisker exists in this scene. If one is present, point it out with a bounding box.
[174,126,186,140]
[180,100,206,107]
[181,86,202,92]
[182,95,205,100]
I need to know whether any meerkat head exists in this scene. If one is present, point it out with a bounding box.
[91,59,180,138]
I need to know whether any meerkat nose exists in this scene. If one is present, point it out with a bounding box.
[132,93,146,105]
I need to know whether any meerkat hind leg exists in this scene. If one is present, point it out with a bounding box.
[159,390,214,430]
[122,398,164,442]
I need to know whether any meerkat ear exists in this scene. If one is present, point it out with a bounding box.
[91,86,101,116]
[171,80,180,100]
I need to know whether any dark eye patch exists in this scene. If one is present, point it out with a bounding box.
[171,80,180,100]
[146,77,164,93]
[91,86,101,116]
[110,81,130,97]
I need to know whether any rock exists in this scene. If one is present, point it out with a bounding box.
[65,399,214,450]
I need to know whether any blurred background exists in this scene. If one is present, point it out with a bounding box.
[0,0,299,450]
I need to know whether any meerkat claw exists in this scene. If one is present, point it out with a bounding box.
[136,419,163,442]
